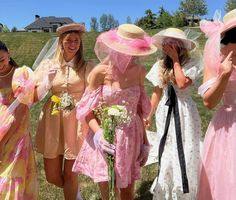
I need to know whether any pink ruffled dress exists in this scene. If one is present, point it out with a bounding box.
[197,79,236,200]
[72,84,151,188]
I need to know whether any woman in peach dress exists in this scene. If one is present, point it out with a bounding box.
[34,23,94,200]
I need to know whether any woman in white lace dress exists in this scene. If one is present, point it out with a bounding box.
[145,28,202,200]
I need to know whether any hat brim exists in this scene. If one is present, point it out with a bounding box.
[56,23,85,36]
[221,21,236,37]
[153,35,196,51]
[101,34,157,56]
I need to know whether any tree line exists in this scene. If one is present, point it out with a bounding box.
[90,0,236,31]
[1,0,236,32]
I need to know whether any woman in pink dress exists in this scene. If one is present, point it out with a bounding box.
[72,24,157,200]
[198,9,236,200]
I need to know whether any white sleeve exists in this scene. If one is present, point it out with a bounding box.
[183,58,203,82]
[146,62,162,87]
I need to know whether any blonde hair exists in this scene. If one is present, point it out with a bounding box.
[159,47,189,86]
[53,31,85,72]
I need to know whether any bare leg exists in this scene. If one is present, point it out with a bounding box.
[44,156,64,187]
[99,182,109,200]
[120,182,135,200]
[99,181,121,200]
[63,159,79,200]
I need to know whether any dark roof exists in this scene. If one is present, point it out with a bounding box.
[25,16,74,29]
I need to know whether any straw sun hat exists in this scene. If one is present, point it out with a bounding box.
[152,28,196,51]
[97,24,157,56]
[221,8,236,35]
[56,23,85,36]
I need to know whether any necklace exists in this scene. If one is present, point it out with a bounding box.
[0,66,14,78]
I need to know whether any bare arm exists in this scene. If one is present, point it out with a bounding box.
[85,64,106,131]
[145,86,163,129]
[164,45,192,89]
[173,61,192,89]
[202,51,234,109]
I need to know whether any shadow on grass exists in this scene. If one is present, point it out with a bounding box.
[135,180,154,200]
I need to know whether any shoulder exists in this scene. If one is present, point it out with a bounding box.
[87,64,107,90]
[85,60,95,73]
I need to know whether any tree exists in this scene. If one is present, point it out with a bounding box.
[179,0,207,26]
[90,17,99,32]
[11,26,18,32]
[156,7,173,28]
[136,9,157,29]
[99,14,119,31]
[107,14,119,30]
[126,16,132,24]
[172,12,185,27]
[225,0,236,12]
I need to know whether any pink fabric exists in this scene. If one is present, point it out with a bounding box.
[76,87,102,122]
[200,19,224,77]
[197,80,236,200]
[94,29,153,75]
[0,105,14,141]
[198,77,218,97]
[105,30,153,50]
[73,85,151,188]
[200,13,236,80]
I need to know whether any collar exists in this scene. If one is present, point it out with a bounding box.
[61,58,75,68]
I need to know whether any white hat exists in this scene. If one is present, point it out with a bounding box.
[221,8,236,35]
[152,28,196,50]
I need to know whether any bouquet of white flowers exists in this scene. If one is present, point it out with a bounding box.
[51,92,75,115]
[94,103,131,200]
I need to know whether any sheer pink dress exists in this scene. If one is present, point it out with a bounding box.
[72,84,151,188]
[198,79,236,200]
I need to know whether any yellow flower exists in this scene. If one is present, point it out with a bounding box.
[51,95,61,103]
[51,95,61,115]
[51,109,60,115]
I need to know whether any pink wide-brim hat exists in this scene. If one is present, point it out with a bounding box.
[221,8,236,35]
[98,24,157,56]
[56,23,85,36]
[152,28,196,51]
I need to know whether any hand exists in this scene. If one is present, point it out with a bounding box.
[93,129,115,155]
[138,144,150,167]
[143,117,151,129]
[163,44,179,63]
[48,64,59,83]
[220,51,236,75]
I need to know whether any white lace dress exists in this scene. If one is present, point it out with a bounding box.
[146,59,202,200]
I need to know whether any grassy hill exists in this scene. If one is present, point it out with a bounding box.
[0,31,213,199]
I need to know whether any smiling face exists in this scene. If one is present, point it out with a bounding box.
[61,32,81,61]
[0,50,10,72]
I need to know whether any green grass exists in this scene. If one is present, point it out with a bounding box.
[0,31,213,199]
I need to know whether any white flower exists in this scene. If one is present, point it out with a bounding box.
[108,107,121,116]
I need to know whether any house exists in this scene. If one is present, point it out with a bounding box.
[25,15,74,32]
[185,16,201,26]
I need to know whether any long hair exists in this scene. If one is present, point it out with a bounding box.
[159,42,190,86]
[0,40,18,68]
[53,31,85,72]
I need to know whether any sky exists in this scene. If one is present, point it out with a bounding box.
[0,0,227,31]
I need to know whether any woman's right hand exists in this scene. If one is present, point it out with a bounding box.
[144,117,151,129]
[220,51,235,75]
[93,128,116,155]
